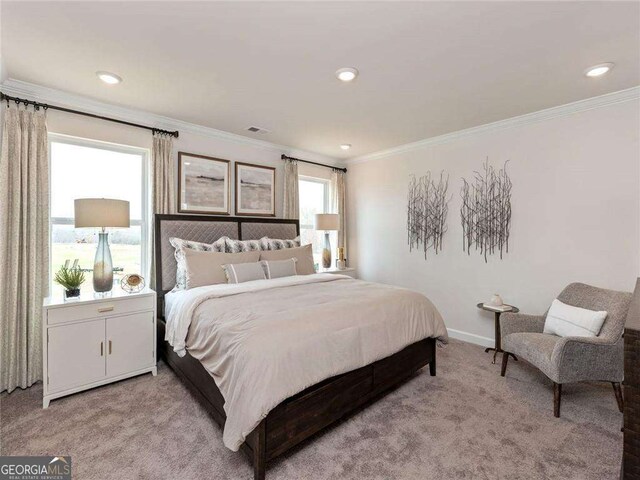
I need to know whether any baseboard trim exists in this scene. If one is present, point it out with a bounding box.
[447,328,494,348]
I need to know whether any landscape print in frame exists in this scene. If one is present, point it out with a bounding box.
[178,152,230,214]
[235,162,276,216]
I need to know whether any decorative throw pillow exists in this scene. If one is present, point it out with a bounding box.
[259,236,301,251]
[225,238,263,253]
[543,299,608,338]
[261,258,297,279]
[170,236,227,290]
[260,244,315,275]
[183,249,260,289]
[223,262,266,284]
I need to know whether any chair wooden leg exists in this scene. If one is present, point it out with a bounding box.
[500,352,509,377]
[429,356,436,376]
[553,382,562,418]
[612,382,624,413]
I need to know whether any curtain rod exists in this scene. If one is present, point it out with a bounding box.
[281,154,347,173]
[0,92,179,138]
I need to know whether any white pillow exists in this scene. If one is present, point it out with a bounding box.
[259,236,301,250]
[261,258,297,279]
[543,299,608,338]
[183,249,260,289]
[259,244,315,275]
[225,238,263,253]
[223,262,266,284]
[170,236,227,290]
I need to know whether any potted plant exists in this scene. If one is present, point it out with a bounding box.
[54,259,86,299]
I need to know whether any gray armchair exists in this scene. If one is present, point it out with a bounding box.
[500,282,632,417]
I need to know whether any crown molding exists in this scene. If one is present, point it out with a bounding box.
[347,86,640,165]
[0,78,341,164]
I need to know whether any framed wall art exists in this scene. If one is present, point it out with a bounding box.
[235,162,276,217]
[178,152,230,215]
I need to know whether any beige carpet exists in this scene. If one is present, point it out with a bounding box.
[0,339,622,479]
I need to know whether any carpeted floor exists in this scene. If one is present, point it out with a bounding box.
[0,339,622,479]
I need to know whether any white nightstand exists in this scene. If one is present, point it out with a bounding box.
[42,288,157,408]
[318,267,357,279]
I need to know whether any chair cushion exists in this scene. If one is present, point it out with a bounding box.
[503,332,561,380]
[556,283,631,342]
[543,299,607,338]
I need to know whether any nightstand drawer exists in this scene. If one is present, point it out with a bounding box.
[47,295,154,325]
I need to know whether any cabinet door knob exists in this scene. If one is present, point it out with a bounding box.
[100,341,104,356]
[98,306,114,313]
[108,340,112,355]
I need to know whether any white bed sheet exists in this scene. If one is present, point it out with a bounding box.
[164,274,448,451]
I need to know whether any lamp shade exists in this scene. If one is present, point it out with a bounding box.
[74,198,130,228]
[315,213,340,231]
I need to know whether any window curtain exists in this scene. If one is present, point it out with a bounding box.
[283,158,299,219]
[150,132,175,286]
[0,104,49,393]
[152,132,175,215]
[331,169,347,258]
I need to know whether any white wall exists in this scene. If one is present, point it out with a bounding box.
[0,1,5,84]
[347,100,640,345]
[46,110,339,218]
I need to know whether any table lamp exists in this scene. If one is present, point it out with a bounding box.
[314,213,340,269]
[74,198,130,293]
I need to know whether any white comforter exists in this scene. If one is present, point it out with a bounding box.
[165,274,447,451]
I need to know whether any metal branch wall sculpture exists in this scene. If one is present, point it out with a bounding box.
[460,159,512,262]
[407,171,450,258]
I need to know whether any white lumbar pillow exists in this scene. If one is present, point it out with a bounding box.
[543,299,608,338]
[261,258,297,279]
[222,262,266,284]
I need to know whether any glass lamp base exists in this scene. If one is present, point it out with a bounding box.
[322,232,332,269]
[93,232,114,293]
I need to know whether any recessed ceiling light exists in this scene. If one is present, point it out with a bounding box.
[584,63,614,78]
[96,71,123,85]
[340,144,352,150]
[336,67,358,82]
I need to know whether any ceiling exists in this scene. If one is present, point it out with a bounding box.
[2,1,639,159]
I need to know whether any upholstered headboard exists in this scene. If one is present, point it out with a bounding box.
[154,214,299,312]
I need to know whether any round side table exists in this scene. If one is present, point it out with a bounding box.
[477,303,520,364]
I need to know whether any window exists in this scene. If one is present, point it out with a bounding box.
[49,135,149,295]
[299,176,332,268]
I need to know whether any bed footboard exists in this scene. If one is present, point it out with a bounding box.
[158,319,436,480]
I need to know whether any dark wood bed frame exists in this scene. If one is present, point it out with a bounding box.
[154,214,437,480]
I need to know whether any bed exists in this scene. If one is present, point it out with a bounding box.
[154,214,446,480]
